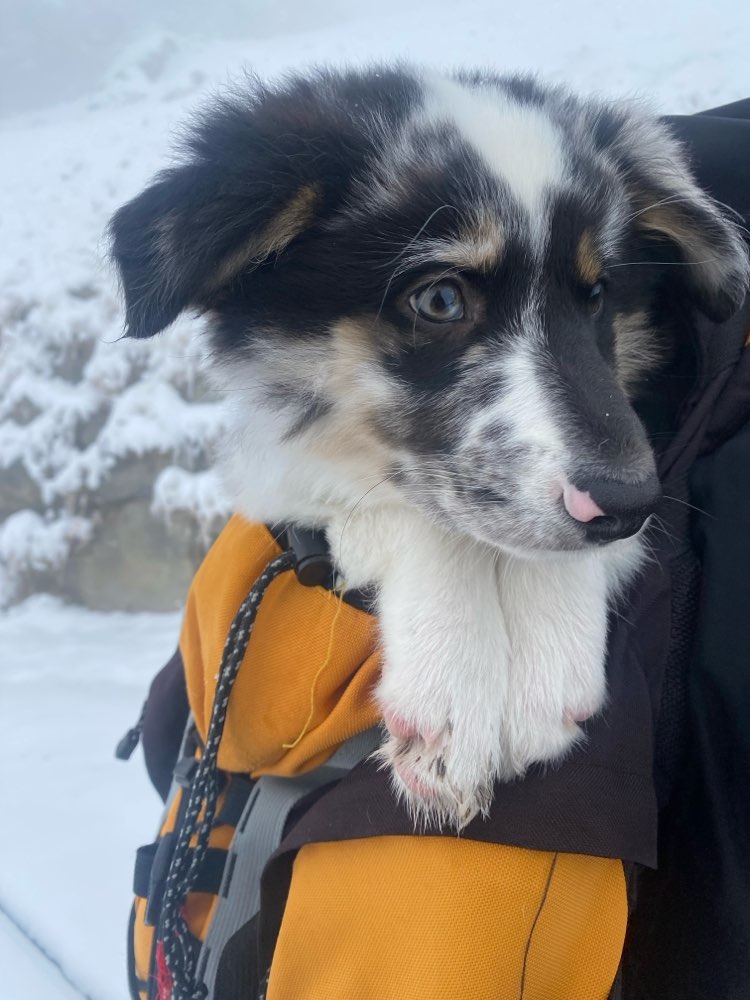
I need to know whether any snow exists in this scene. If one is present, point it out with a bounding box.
[0,597,180,1000]
[0,511,92,604]
[0,909,83,1000]
[152,467,231,534]
[1,0,749,996]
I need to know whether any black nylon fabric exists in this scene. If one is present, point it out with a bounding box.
[620,100,750,1000]
[650,542,699,806]
[623,365,750,1000]
[214,914,263,1000]
[141,648,189,802]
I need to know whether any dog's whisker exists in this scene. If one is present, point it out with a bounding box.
[336,475,396,568]
[705,196,750,237]
[376,204,461,320]
[662,493,716,519]
[608,257,721,269]
[646,514,679,546]
[624,192,694,224]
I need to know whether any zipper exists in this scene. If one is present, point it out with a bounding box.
[116,701,147,761]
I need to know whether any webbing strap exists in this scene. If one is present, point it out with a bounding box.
[134,844,229,902]
[197,727,381,999]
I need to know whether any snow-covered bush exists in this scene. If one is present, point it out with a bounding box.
[0,288,230,608]
[0,35,236,609]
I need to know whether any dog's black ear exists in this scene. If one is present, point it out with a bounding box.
[110,162,323,338]
[595,109,750,322]
[109,71,402,338]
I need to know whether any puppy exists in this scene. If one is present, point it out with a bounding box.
[110,67,749,828]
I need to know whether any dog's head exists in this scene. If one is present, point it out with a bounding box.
[110,67,749,554]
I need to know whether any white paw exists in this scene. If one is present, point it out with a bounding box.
[500,685,591,779]
[498,555,611,776]
[375,707,500,829]
[496,632,609,778]
[371,519,510,829]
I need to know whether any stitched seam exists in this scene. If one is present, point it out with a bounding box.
[519,852,559,1000]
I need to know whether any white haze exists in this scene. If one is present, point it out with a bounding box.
[1,0,748,120]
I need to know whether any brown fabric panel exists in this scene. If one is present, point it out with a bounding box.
[270,757,657,866]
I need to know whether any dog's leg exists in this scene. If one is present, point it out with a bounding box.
[329,506,510,829]
[497,538,644,774]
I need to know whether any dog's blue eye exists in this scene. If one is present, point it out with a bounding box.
[409,281,465,323]
[588,282,605,316]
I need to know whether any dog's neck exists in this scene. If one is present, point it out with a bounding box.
[219,378,398,531]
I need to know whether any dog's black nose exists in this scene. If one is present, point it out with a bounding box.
[564,472,662,544]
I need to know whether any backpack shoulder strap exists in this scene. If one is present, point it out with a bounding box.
[198,727,382,999]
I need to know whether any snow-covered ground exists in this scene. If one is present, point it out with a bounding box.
[2,0,749,996]
[0,598,179,1000]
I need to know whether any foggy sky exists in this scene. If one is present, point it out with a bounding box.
[0,0,366,117]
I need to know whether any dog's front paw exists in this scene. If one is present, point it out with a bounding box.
[377,708,498,829]
[368,515,509,828]
[498,555,611,776]
[498,617,608,776]
[501,688,590,778]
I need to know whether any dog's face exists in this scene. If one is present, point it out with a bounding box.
[110,68,749,555]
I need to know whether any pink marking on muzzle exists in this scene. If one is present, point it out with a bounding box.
[563,482,606,523]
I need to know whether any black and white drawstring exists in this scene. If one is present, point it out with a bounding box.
[157,549,296,1000]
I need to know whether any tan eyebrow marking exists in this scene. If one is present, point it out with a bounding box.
[576,228,602,286]
[410,215,504,273]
